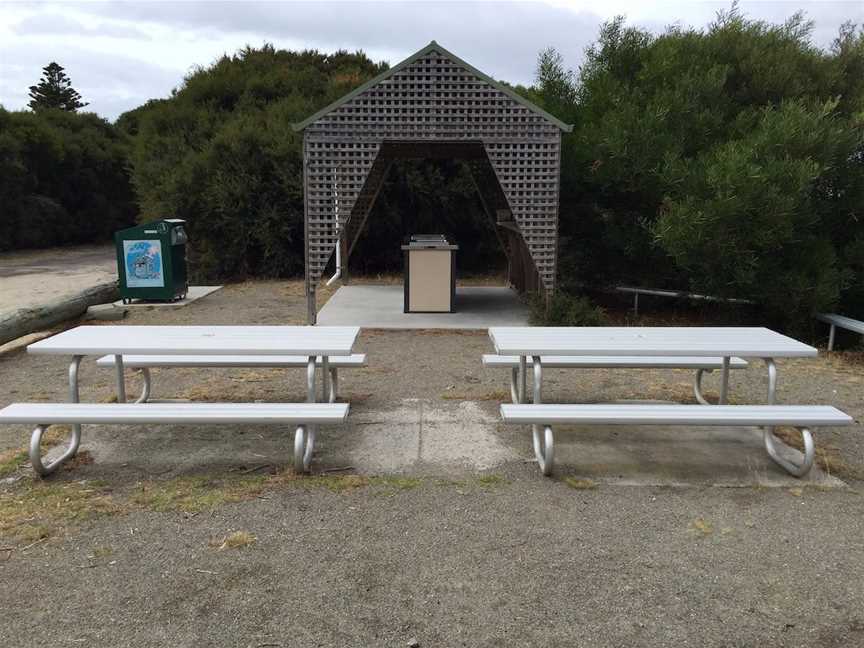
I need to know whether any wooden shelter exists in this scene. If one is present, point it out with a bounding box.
[294,41,572,323]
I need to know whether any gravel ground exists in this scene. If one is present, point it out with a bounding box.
[1,280,862,647]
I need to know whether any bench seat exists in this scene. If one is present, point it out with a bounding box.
[96,353,367,404]
[0,402,349,425]
[817,313,864,350]
[483,354,747,406]
[499,403,853,477]
[500,404,851,426]
[95,354,367,369]
[0,402,348,476]
[482,354,747,369]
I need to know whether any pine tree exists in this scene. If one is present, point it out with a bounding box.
[28,62,88,112]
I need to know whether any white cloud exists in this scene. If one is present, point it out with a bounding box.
[1,0,861,120]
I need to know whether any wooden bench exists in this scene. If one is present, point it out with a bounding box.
[96,354,367,404]
[482,354,748,405]
[0,402,349,476]
[500,403,853,477]
[816,314,864,351]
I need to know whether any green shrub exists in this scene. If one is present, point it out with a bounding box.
[0,107,136,251]
[530,292,609,326]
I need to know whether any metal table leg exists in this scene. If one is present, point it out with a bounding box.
[114,354,127,403]
[760,357,813,476]
[529,355,554,476]
[294,355,317,473]
[718,356,730,404]
[518,355,527,404]
[693,368,713,405]
[29,355,84,477]
[321,355,330,403]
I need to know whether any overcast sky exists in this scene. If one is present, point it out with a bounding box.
[1,0,861,121]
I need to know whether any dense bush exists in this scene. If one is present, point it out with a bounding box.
[530,10,864,330]
[530,292,608,326]
[0,107,136,250]
[125,46,388,280]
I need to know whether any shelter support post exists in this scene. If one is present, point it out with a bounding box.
[307,286,316,325]
[340,233,349,285]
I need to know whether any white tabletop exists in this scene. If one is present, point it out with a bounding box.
[27,326,360,357]
[488,327,817,358]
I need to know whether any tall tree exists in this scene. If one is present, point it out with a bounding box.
[28,62,88,112]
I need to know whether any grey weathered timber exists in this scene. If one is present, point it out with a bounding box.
[295,41,571,322]
[817,313,864,351]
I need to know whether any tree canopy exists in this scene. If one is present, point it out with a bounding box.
[28,62,89,112]
[529,8,864,330]
[0,108,136,250]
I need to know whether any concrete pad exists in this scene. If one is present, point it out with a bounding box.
[113,285,223,309]
[419,421,520,471]
[316,285,529,329]
[546,424,845,488]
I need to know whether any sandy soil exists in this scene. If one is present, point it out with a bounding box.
[0,244,117,318]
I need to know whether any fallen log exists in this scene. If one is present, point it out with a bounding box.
[0,281,119,346]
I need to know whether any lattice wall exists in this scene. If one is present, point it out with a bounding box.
[300,44,566,297]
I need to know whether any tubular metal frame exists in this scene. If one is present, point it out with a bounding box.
[293,356,319,473]
[27,355,84,476]
[507,353,817,478]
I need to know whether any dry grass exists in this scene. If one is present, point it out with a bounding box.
[129,475,269,512]
[440,389,509,401]
[212,530,256,550]
[772,426,864,481]
[564,477,598,490]
[0,425,72,478]
[476,474,509,488]
[689,518,714,537]
[0,479,121,543]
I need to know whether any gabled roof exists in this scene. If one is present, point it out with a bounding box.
[293,41,573,133]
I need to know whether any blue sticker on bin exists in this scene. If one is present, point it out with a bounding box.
[123,239,164,288]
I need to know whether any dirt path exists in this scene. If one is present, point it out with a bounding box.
[0,244,116,319]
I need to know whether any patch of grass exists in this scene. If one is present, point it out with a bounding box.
[0,480,121,543]
[271,471,370,493]
[212,530,256,550]
[371,476,423,491]
[130,475,269,512]
[0,425,71,478]
[477,474,509,488]
[440,389,510,401]
[0,448,29,479]
[689,518,713,537]
[564,477,597,490]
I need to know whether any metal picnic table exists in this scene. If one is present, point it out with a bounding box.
[487,326,817,407]
[25,325,360,466]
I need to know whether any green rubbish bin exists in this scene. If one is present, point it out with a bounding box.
[115,219,189,304]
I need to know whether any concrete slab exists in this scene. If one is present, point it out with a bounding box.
[113,285,223,309]
[316,285,529,329]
